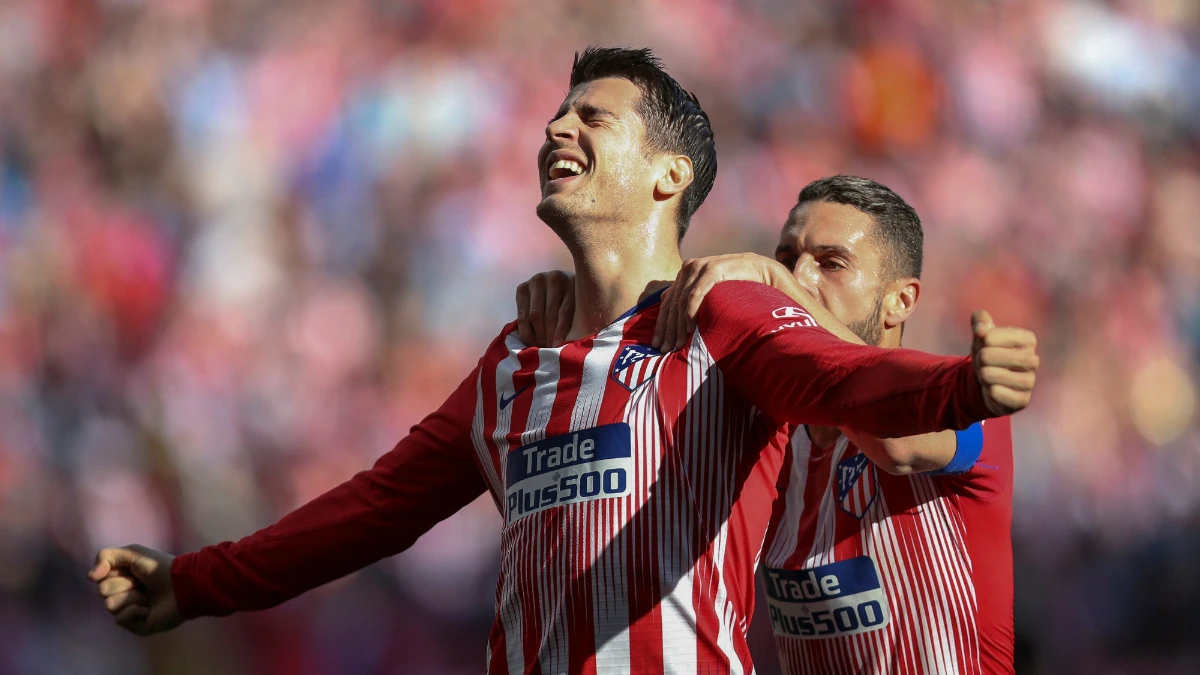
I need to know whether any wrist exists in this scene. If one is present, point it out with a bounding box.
[929,423,985,475]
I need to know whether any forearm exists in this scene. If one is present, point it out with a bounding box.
[744,334,986,435]
[171,366,489,619]
[766,268,865,345]
[700,281,992,437]
[172,458,486,618]
[840,428,957,475]
[767,271,952,464]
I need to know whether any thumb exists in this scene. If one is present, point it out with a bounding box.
[90,546,155,583]
[971,310,994,341]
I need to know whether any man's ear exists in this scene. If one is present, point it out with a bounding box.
[882,277,920,329]
[655,155,693,199]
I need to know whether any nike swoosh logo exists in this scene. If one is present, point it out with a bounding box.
[499,384,532,410]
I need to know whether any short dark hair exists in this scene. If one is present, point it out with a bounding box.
[569,47,717,241]
[797,175,923,280]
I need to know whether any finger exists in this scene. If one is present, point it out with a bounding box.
[675,286,691,351]
[653,285,677,348]
[684,275,719,334]
[552,290,574,347]
[516,283,535,345]
[979,366,1036,391]
[104,589,149,615]
[89,552,111,582]
[977,346,1040,372]
[987,385,1031,413]
[971,310,995,340]
[527,277,546,347]
[542,276,565,347]
[660,290,679,351]
[671,262,704,351]
[92,547,147,582]
[982,327,1037,350]
[98,575,137,598]
[113,604,150,633]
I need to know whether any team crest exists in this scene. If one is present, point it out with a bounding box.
[836,452,878,519]
[611,345,665,392]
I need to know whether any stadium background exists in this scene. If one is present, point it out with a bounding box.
[2,0,1198,673]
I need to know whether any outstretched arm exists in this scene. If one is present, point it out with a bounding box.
[697,281,1036,437]
[661,255,1036,466]
[92,366,488,633]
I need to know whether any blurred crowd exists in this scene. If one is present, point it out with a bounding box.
[0,0,1197,673]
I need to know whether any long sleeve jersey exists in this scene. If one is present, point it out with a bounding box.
[171,281,993,674]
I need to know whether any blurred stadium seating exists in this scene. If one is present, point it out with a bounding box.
[0,0,1197,673]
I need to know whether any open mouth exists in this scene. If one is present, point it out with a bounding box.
[548,159,586,181]
[544,151,589,187]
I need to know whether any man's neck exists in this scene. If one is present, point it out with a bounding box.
[564,219,682,340]
[879,327,902,350]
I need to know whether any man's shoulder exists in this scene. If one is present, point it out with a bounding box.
[465,321,525,381]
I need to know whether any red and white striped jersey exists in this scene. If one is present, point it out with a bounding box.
[171,281,998,675]
[471,292,788,674]
[761,419,1014,675]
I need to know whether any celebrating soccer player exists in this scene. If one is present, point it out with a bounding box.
[91,49,1032,674]
[519,174,1028,673]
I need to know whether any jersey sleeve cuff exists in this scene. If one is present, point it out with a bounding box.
[171,550,212,619]
[930,423,985,475]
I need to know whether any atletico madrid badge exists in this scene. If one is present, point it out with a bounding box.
[836,452,878,519]
[611,345,665,392]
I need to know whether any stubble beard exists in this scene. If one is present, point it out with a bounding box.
[846,292,886,347]
[536,187,625,249]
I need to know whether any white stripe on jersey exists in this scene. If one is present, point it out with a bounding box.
[522,347,560,446]
[911,474,978,668]
[488,333,526,675]
[530,347,565,674]
[581,331,629,674]
[764,430,811,564]
[472,378,504,511]
[691,335,741,675]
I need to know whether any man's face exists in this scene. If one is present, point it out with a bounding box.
[775,200,890,345]
[536,77,660,230]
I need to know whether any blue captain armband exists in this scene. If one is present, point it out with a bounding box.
[929,423,985,475]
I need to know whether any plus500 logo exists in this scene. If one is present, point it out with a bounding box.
[762,557,891,640]
[505,423,632,524]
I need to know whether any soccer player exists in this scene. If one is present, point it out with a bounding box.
[518,174,1027,673]
[91,50,1032,674]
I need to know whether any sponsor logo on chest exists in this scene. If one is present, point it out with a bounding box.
[504,423,633,524]
[763,557,891,640]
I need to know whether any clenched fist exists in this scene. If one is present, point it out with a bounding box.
[970,310,1039,416]
[89,544,184,636]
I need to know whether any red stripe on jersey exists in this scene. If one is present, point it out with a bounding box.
[476,334,519,510]
[613,315,666,674]
[551,339,598,675]
[509,346,546,674]
[475,332,520,674]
